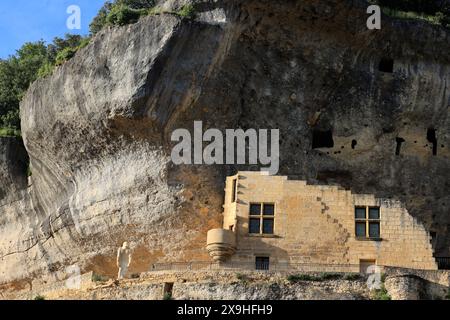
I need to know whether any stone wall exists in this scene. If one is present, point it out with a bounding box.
[223,172,437,270]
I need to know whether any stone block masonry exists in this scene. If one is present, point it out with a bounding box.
[217,172,437,271]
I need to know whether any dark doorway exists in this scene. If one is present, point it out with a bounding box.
[379,58,394,73]
[395,137,405,155]
[427,128,437,156]
[312,130,334,149]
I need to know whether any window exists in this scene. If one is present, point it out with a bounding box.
[255,257,270,270]
[231,178,237,203]
[355,206,380,239]
[379,58,394,73]
[249,203,275,235]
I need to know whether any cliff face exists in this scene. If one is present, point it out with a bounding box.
[0,0,449,286]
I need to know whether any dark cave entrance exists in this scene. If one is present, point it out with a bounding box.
[351,139,357,150]
[379,58,394,73]
[312,130,334,149]
[395,137,405,155]
[427,128,437,156]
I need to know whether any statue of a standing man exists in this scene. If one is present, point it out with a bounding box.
[117,242,132,280]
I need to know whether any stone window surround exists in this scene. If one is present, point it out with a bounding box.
[355,206,382,241]
[248,203,275,235]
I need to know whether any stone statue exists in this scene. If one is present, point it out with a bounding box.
[116,242,132,280]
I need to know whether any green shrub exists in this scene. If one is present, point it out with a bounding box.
[319,272,342,280]
[288,273,348,282]
[77,37,91,50]
[106,4,146,26]
[343,273,361,281]
[37,62,55,78]
[373,0,450,28]
[90,0,156,34]
[163,292,173,300]
[55,47,78,66]
[34,295,45,300]
[177,4,196,19]
[51,37,90,68]
[0,109,20,130]
[371,285,391,300]
[0,127,21,137]
[147,7,163,15]
[288,274,321,282]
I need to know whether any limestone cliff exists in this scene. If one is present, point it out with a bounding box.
[0,0,449,287]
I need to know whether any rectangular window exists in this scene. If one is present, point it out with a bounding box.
[356,222,366,237]
[355,206,380,239]
[249,203,275,235]
[369,222,380,238]
[262,219,274,234]
[250,204,261,215]
[231,178,237,203]
[263,204,275,215]
[255,257,270,270]
[249,218,260,234]
[369,207,380,220]
[355,207,366,219]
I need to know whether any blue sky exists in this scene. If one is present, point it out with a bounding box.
[0,0,106,58]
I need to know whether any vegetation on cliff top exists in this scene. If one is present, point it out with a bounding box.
[89,0,196,34]
[0,35,88,134]
[372,0,450,27]
[0,0,199,135]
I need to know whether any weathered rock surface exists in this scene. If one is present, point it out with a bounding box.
[0,0,449,288]
[5,270,449,300]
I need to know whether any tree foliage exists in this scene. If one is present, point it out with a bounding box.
[0,35,88,131]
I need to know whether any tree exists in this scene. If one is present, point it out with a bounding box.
[0,41,48,130]
[0,35,89,131]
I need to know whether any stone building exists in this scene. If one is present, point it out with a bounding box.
[207,172,438,272]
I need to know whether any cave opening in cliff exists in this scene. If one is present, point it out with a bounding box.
[427,128,437,156]
[351,140,357,149]
[379,58,394,73]
[395,137,405,155]
[312,130,334,149]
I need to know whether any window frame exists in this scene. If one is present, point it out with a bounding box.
[231,178,237,203]
[249,203,275,235]
[255,256,270,271]
[355,206,381,240]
